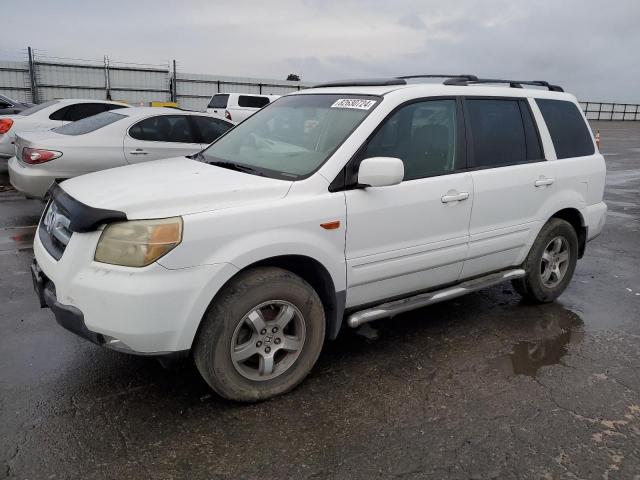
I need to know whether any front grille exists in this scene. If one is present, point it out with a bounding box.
[39,199,72,260]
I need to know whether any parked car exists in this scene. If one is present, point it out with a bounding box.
[9,107,233,199]
[0,94,33,115]
[31,75,607,402]
[0,99,129,160]
[207,93,280,123]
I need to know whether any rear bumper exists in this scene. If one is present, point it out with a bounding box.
[8,156,59,199]
[582,201,607,242]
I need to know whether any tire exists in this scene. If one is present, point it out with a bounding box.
[512,218,579,303]
[194,267,325,402]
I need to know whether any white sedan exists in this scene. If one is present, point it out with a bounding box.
[8,107,234,199]
[0,99,129,159]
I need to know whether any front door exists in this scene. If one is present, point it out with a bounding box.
[344,98,473,308]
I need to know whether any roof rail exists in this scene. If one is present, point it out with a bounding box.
[314,78,407,88]
[397,74,478,81]
[443,77,564,92]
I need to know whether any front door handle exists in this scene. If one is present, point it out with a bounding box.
[441,191,470,203]
[534,177,554,187]
[129,149,148,155]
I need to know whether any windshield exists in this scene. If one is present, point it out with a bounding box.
[17,100,59,116]
[200,94,380,179]
[53,111,127,135]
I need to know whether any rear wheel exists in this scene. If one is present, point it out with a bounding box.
[194,267,325,402]
[512,218,578,303]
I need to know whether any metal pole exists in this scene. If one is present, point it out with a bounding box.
[104,55,112,100]
[598,102,602,120]
[171,59,177,103]
[27,46,38,104]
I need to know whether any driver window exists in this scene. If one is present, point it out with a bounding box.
[363,99,458,180]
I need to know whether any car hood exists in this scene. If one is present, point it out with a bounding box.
[59,157,293,219]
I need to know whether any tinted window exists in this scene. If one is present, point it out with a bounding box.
[363,99,458,180]
[129,115,197,143]
[536,99,595,159]
[17,100,59,116]
[238,95,270,108]
[208,94,229,109]
[192,116,233,143]
[467,99,540,168]
[60,103,111,122]
[53,112,127,136]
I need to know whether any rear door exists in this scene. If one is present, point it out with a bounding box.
[344,98,473,308]
[461,97,554,278]
[123,114,202,163]
[191,115,234,147]
[206,94,230,120]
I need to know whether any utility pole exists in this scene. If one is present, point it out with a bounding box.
[171,59,177,103]
[104,55,112,100]
[27,46,38,104]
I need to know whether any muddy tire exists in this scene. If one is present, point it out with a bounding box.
[512,218,578,303]
[194,267,325,402]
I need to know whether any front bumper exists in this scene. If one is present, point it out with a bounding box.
[8,156,58,199]
[33,229,239,354]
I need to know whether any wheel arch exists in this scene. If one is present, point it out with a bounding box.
[193,255,345,346]
[550,208,587,258]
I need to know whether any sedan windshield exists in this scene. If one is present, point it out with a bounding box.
[17,100,59,116]
[53,111,127,135]
[200,94,380,179]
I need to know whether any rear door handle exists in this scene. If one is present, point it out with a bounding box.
[441,192,470,203]
[129,149,148,155]
[534,177,554,187]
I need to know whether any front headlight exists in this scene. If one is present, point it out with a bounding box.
[94,217,183,267]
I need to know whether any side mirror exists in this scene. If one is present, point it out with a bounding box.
[357,157,404,187]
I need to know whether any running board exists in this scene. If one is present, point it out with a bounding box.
[346,268,525,328]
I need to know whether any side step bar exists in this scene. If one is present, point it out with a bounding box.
[346,268,525,328]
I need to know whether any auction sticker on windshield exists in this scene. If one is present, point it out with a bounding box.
[331,99,377,110]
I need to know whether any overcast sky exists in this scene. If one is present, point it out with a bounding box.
[3,0,639,102]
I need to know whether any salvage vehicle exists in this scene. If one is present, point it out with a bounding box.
[9,107,234,199]
[31,75,607,402]
[207,93,280,123]
[0,99,129,159]
[0,94,33,115]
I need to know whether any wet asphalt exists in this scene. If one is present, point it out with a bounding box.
[0,121,639,479]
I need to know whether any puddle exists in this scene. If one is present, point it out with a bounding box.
[0,226,37,252]
[487,313,584,378]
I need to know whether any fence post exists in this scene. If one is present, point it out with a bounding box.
[259,83,262,94]
[104,55,112,100]
[171,59,177,103]
[598,103,602,120]
[27,46,38,104]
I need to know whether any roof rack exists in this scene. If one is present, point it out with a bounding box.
[397,74,478,81]
[314,78,407,88]
[443,77,564,92]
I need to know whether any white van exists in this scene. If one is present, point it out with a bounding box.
[206,93,280,123]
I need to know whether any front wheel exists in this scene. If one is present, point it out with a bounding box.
[512,218,578,303]
[194,267,325,402]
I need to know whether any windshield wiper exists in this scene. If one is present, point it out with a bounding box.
[186,151,205,161]
[209,160,264,176]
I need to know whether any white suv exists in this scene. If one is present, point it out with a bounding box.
[206,93,280,123]
[31,75,607,402]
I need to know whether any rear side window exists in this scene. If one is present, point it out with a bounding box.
[129,115,197,143]
[208,94,229,109]
[53,112,127,136]
[466,98,542,168]
[536,99,595,159]
[191,116,233,143]
[238,95,270,108]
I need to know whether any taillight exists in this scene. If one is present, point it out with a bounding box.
[0,118,13,134]
[225,109,232,121]
[21,147,62,165]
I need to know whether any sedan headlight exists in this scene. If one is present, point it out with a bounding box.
[94,217,183,267]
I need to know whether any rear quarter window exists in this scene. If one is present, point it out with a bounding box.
[238,95,270,108]
[536,99,595,159]
[208,94,229,109]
